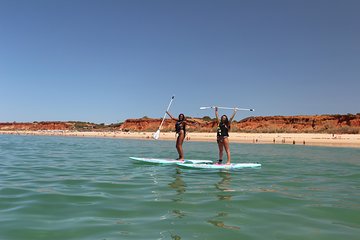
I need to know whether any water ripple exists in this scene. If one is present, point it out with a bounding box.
[0,135,359,239]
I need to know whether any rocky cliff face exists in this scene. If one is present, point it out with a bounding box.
[119,118,217,132]
[1,114,359,134]
[0,122,73,131]
[233,114,360,133]
[0,121,119,131]
[120,114,360,134]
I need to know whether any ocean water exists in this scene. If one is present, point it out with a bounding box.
[0,134,359,240]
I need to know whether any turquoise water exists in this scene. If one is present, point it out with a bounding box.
[0,135,359,240]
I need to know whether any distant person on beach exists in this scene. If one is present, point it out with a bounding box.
[215,107,237,165]
[166,111,196,160]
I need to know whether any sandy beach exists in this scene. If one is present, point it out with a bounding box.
[1,130,360,148]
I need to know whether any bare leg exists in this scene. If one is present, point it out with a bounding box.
[176,131,185,160]
[223,137,231,164]
[217,139,224,163]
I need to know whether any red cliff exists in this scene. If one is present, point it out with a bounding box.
[233,114,360,133]
[1,114,359,134]
[0,122,73,131]
[120,114,360,134]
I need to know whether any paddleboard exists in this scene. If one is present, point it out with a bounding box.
[129,157,213,164]
[177,162,261,169]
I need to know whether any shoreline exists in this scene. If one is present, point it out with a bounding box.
[1,130,360,148]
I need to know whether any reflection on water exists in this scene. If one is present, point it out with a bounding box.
[208,172,241,230]
[171,209,186,219]
[168,168,186,202]
[207,215,241,230]
[166,168,185,240]
[215,171,234,201]
[171,234,181,240]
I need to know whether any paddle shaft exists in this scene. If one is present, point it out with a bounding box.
[200,106,254,111]
[158,96,174,130]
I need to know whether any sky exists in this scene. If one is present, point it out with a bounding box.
[0,0,359,123]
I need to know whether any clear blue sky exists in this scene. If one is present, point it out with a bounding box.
[1,0,359,123]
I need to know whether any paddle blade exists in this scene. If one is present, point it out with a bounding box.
[200,107,211,110]
[153,129,160,140]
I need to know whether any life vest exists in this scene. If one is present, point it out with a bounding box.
[217,122,229,137]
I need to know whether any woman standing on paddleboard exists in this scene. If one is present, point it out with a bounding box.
[166,112,195,160]
[215,107,237,165]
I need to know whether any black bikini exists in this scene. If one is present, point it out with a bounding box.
[175,120,185,134]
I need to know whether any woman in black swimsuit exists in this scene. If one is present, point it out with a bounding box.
[166,111,194,160]
[215,107,237,165]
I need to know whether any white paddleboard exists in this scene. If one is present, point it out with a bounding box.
[177,162,261,169]
[129,157,213,164]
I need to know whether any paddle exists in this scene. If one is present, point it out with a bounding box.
[153,96,175,140]
[200,106,255,111]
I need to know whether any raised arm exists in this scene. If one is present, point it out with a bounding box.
[229,108,238,122]
[185,118,198,125]
[166,111,177,121]
[214,107,219,124]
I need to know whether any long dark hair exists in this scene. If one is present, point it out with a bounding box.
[220,115,230,129]
[178,113,185,121]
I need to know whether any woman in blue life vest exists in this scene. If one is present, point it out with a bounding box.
[166,111,196,160]
[215,107,237,165]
